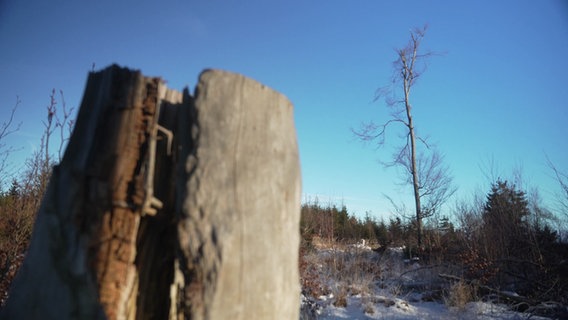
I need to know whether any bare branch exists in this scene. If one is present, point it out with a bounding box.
[418,150,457,217]
[56,90,75,162]
[416,136,431,149]
[0,97,22,189]
[383,193,412,220]
[0,97,22,140]
[352,118,407,147]
[374,85,392,103]
[546,155,568,217]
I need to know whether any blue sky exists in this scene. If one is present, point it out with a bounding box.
[1,1,567,220]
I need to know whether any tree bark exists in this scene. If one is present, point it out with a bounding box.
[176,70,301,320]
[402,48,422,250]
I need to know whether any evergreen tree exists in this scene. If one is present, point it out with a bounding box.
[374,220,389,246]
[438,215,454,233]
[482,180,530,259]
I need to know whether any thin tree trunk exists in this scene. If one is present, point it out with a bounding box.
[402,38,423,250]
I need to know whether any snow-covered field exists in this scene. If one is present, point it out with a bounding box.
[300,243,560,320]
[310,294,552,319]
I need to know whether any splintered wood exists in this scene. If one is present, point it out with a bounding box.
[92,78,160,320]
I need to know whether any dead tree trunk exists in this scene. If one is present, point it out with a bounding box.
[0,65,301,320]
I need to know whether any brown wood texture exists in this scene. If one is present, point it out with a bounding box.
[92,76,159,319]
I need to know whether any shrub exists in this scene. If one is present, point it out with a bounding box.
[444,280,475,310]
[0,89,73,306]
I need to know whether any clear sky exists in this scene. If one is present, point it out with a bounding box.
[1,1,567,220]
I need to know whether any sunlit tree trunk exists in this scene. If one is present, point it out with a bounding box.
[401,34,423,249]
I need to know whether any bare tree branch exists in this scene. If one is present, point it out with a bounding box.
[0,97,22,141]
[0,97,22,190]
[546,155,568,218]
[55,90,75,162]
[352,118,407,147]
[420,155,457,218]
[383,193,411,219]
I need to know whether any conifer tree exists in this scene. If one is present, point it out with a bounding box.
[482,180,529,258]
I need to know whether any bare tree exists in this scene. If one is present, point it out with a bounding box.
[354,25,455,249]
[546,156,568,221]
[0,97,22,190]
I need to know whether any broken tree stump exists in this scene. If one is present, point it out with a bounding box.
[0,65,301,320]
[177,70,301,319]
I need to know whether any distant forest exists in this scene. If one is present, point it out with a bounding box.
[299,179,568,305]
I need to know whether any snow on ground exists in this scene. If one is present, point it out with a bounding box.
[317,296,552,319]
[301,243,556,320]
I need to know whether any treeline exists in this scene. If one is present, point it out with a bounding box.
[300,200,456,252]
[301,180,568,305]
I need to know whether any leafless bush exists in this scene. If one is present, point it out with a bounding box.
[444,280,476,310]
[300,242,382,308]
[299,245,328,298]
[0,90,74,306]
[0,97,22,190]
[547,157,568,238]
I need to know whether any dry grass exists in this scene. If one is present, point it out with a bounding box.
[300,240,383,309]
[444,280,475,310]
[332,286,348,307]
[362,297,375,314]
